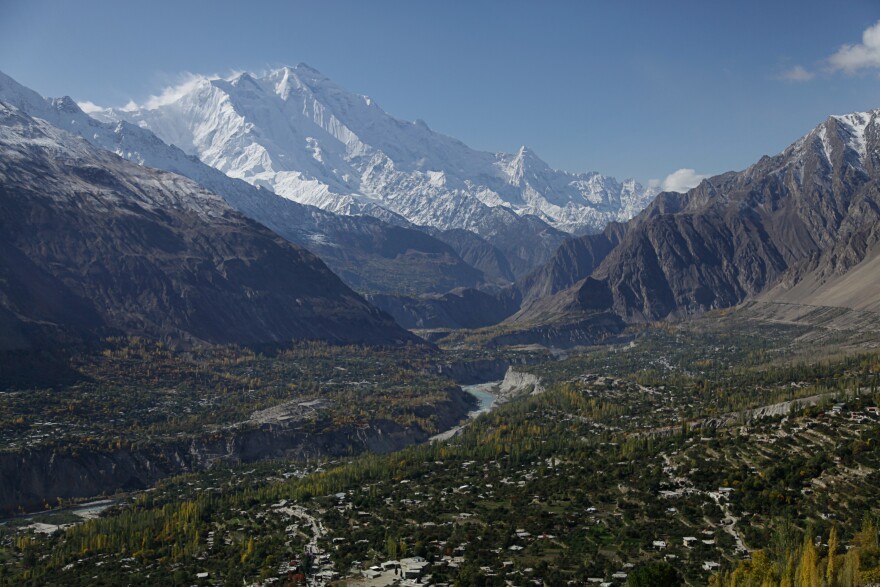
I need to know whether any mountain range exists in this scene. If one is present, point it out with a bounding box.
[0,99,416,350]
[92,65,657,236]
[0,71,500,296]
[2,65,878,353]
[83,65,657,277]
[371,107,880,346]
[503,109,880,340]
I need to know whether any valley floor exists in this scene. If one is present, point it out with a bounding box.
[1,313,879,586]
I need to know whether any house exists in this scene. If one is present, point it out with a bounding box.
[703,561,721,571]
[652,540,667,549]
[683,536,698,547]
[400,556,428,580]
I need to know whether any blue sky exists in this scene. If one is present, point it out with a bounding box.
[1,0,880,186]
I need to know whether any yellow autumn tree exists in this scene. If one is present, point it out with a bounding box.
[241,536,255,564]
[795,535,820,587]
[780,553,796,587]
[826,525,839,586]
[838,549,859,587]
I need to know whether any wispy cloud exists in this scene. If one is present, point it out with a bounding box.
[77,100,104,114]
[142,73,212,110]
[828,20,880,73]
[776,64,815,82]
[661,168,707,193]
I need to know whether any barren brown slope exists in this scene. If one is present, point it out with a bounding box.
[510,109,880,330]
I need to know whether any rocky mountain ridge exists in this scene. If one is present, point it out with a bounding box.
[510,108,880,330]
[0,100,417,350]
[88,65,656,274]
[0,70,494,295]
[92,65,656,235]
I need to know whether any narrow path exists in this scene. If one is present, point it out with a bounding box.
[707,491,749,554]
[280,505,326,554]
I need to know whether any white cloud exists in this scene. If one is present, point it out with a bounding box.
[142,73,211,110]
[661,168,707,193]
[828,20,880,73]
[77,100,104,114]
[777,65,814,82]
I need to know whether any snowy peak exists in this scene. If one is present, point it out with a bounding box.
[830,109,877,160]
[781,108,880,178]
[506,146,550,185]
[90,65,657,235]
[0,70,57,120]
[272,63,336,93]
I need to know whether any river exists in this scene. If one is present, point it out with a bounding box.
[431,380,502,442]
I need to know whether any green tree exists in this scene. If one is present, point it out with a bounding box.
[627,561,682,587]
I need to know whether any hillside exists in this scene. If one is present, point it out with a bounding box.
[0,70,490,295]
[507,109,880,334]
[0,101,416,350]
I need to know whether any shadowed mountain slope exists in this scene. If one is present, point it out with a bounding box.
[0,101,418,350]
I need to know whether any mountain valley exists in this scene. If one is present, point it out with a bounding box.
[1,40,879,587]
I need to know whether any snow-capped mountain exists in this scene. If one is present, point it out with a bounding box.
[0,99,417,348]
[0,70,498,293]
[92,64,657,235]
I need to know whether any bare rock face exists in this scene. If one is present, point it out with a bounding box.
[0,101,418,350]
[428,228,516,286]
[515,222,626,305]
[513,110,880,327]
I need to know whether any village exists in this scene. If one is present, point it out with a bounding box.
[2,332,878,586]
[209,383,879,587]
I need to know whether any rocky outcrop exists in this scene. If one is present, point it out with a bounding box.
[433,358,513,385]
[514,222,626,305]
[497,367,544,397]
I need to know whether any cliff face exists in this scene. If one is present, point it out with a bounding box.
[497,367,545,397]
[433,358,513,385]
[0,387,475,514]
